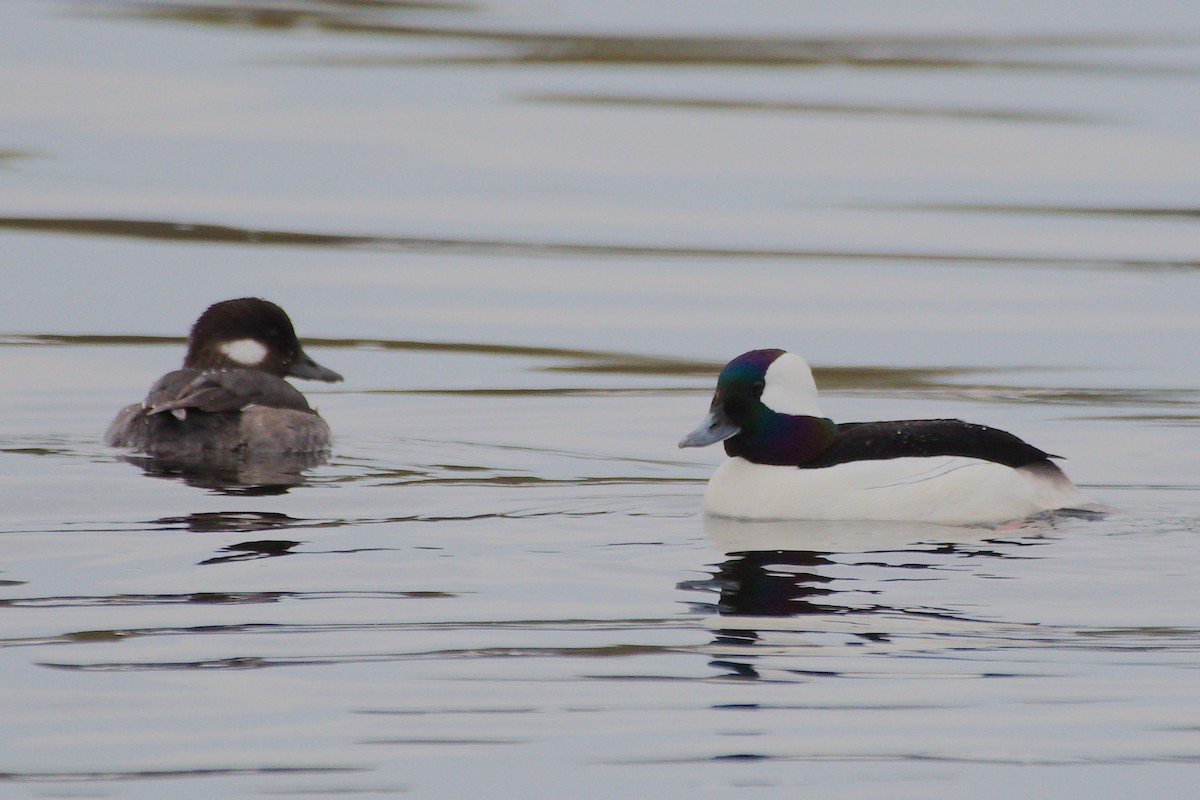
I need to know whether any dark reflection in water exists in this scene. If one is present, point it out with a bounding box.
[683,547,855,680]
[103,0,481,30]
[98,2,1189,74]
[2,588,450,610]
[530,93,1103,125]
[0,590,295,608]
[154,510,313,533]
[1,215,1194,271]
[118,452,326,495]
[199,539,303,566]
[0,765,367,783]
[906,202,1200,219]
[145,511,385,565]
[687,517,1056,679]
[683,550,841,618]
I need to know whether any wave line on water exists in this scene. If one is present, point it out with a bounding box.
[0,215,1194,271]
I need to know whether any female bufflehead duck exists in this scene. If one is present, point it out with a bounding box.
[679,349,1090,525]
[105,298,343,459]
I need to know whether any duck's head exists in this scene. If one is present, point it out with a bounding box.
[679,349,835,465]
[183,298,343,382]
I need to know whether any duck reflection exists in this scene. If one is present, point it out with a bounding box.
[152,511,316,566]
[119,451,327,495]
[154,511,311,534]
[692,515,985,618]
[688,515,1037,679]
[693,549,840,618]
[199,539,303,566]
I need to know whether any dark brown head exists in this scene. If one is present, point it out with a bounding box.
[182,298,343,382]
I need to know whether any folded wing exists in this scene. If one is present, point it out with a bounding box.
[144,369,314,417]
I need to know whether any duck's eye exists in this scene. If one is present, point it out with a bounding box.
[752,380,765,394]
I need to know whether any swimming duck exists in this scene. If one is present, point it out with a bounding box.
[105,298,342,459]
[679,349,1090,525]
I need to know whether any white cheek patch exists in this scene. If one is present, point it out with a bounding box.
[761,352,824,417]
[218,338,268,367]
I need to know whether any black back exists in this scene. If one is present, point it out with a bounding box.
[804,419,1058,470]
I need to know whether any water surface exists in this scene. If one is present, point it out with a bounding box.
[2,1,1200,797]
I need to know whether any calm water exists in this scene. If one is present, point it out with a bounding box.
[3,1,1200,797]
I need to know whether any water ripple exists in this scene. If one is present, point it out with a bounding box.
[0,216,1194,270]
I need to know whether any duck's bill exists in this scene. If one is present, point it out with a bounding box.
[678,406,740,448]
[288,349,344,382]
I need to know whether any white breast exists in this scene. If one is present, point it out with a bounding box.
[702,456,1091,526]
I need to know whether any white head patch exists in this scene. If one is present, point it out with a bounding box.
[218,338,268,367]
[761,352,824,417]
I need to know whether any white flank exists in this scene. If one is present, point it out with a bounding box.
[761,352,823,417]
[702,456,1091,526]
[218,338,268,366]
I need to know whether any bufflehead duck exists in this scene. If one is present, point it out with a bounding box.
[679,349,1090,525]
[105,298,343,459]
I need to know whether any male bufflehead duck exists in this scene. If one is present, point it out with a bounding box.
[679,349,1090,525]
[105,298,343,459]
